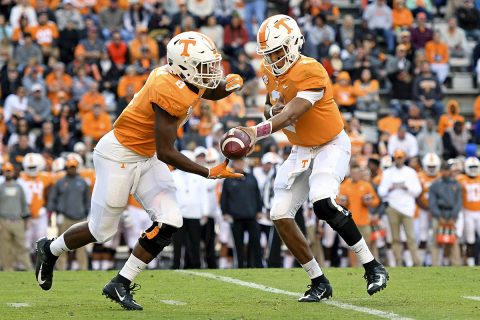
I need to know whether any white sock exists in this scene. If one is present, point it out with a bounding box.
[119,254,147,282]
[350,238,375,264]
[219,257,228,269]
[92,260,101,270]
[301,258,323,279]
[404,249,413,267]
[387,249,396,267]
[50,234,70,256]
[467,257,475,267]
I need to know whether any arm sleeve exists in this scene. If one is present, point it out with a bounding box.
[296,90,325,106]
[292,60,329,92]
[407,171,422,197]
[149,79,186,118]
[377,171,391,198]
[428,183,441,218]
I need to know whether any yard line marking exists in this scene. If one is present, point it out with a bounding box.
[463,296,480,301]
[177,270,413,320]
[7,303,31,308]
[160,300,187,305]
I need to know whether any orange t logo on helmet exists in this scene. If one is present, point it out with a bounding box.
[274,17,293,34]
[178,39,197,57]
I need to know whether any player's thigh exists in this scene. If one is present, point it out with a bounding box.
[88,154,135,242]
[463,211,477,244]
[134,158,183,228]
[309,133,351,202]
[270,156,310,220]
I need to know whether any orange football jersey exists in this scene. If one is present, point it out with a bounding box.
[457,174,480,211]
[114,65,205,157]
[417,171,439,208]
[20,172,54,219]
[260,56,344,147]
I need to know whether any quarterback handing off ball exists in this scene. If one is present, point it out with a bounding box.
[220,128,252,160]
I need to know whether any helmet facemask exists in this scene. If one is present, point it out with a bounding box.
[425,165,439,176]
[260,36,301,76]
[466,164,479,177]
[189,56,223,89]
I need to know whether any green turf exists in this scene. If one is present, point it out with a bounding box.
[1,267,479,319]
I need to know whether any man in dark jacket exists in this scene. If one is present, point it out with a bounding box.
[221,158,263,268]
[413,61,444,122]
[429,161,463,266]
[47,157,89,270]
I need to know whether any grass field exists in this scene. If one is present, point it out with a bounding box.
[1,267,479,320]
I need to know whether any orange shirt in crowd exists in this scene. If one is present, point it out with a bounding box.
[45,72,73,104]
[378,115,402,136]
[437,100,464,135]
[474,96,480,121]
[348,130,365,155]
[30,0,61,10]
[392,7,414,29]
[457,174,480,211]
[107,42,129,65]
[338,178,379,226]
[81,110,112,141]
[20,172,53,219]
[129,37,159,64]
[333,83,356,107]
[353,79,379,97]
[117,74,146,98]
[425,41,449,64]
[78,92,106,117]
[30,22,59,46]
[207,92,246,118]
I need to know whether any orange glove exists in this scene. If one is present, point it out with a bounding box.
[208,160,243,179]
[225,74,243,92]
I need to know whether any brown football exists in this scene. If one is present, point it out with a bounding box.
[220,128,251,160]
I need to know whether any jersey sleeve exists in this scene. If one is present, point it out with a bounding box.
[291,59,329,92]
[148,76,188,118]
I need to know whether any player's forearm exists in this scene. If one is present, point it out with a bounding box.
[158,150,209,178]
[204,80,231,100]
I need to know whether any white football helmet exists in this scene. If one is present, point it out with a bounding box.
[465,157,480,177]
[167,31,223,89]
[22,153,46,177]
[422,153,441,176]
[205,148,220,167]
[380,155,393,171]
[66,153,84,168]
[256,14,304,76]
[52,157,66,173]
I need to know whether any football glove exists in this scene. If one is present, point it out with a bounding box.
[208,159,243,179]
[225,74,243,92]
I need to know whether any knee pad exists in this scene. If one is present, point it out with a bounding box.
[313,197,352,230]
[138,222,178,257]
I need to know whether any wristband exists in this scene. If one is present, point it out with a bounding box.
[255,121,272,140]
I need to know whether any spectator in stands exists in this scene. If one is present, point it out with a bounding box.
[1,64,22,102]
[230,51,256,107]
[0,14,12,44]
[78,82,106,118]
[428,161,462,266]
[223,12,248,58]
[363,0,395,53]
[243,0,266,40]
[123,0,148,39]
[81,104,112,143]
[45,62,73,104]
[57,19,80,64]
[9,133,34,169]
[221,158,263,268]
[397,30,415,62]
[446,0,465,18]
[9,0,37,29]
[388,125,419,157]
[31,12,59,59]
[106,31,129,66]
[188,0,214,27]
[413,61,444,121]
[72,67,94,103]
[393,0,414,32]
[52,104,79,147]
[6,117,35,148]
[378,149,422,266]
[55,0,84,31]
[387,44,413,118]
[117,65,143,98]
[200,15,224,51]
[96,51,122,95]
[75,27,104,66]
[437,99,465,135]
[35,121,62,156]
[22,65,45,95]
[337,14,355,48]
[353,68,380,111]
[321,44,343,79]
[344,46,381,81]
[129,26,159,65]
[456,0,480,41]
[443,121,470,159]
[0,161,31,271]
[148,2,173,36]
[4,86,28,123]
[410,12,433,50]
[417,118,443,158]
[48,157,90,270]
[333,71,356,114]
[303,13,335,60]
[14,33,43,70]
[26,83,50,128]
[441,17,469,58]
[378,109,402,137]
[99,0,124,40]
[213,0,234,26]
[425,30,450,84]
[406,103,427,135]
[406,0,434,18]
[353,19,377,48]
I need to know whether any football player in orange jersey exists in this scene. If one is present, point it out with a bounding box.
[35,31,244,310]
[21,153,53,255]
[458,157,480,266]
[235,15,388,301]
[416,153,441,265]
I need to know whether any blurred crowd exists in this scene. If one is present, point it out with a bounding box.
[1,0,480,270]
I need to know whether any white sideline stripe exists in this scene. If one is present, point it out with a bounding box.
[160,300,187,305]
[177,270,413,320]
[7,303,31,308]
[463,296,480,301]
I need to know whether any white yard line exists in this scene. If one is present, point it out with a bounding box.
[177,270,413,320]
[160,300,187,305]
[6,303,31,308]
[462,296,480,302]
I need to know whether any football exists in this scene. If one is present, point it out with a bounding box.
[220,128,251,160]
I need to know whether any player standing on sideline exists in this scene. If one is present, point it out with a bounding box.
[234,15,388,301]
[34,31,244,310]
